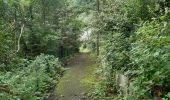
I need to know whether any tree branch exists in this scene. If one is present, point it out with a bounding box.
[16,24,25,53]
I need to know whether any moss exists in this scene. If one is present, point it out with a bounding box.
[81,64,97,90]
[55,53,97,100]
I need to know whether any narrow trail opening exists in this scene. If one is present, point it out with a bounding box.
[54,53,96,100]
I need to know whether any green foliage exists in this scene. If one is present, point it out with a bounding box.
[85,0,170,99]
[0,54,64,100]
[0,0,85,98]
[1,0,170,99]
[0,32,14,71]
[127,20,170,99]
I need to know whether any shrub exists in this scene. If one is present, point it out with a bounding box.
[127,20,170,99]
[0,54,64,100]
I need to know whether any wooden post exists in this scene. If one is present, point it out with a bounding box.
[116,73,128,99]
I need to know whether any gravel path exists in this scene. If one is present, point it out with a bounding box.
[55,53,96,100]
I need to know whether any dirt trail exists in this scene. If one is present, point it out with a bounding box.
[55,53,96,100]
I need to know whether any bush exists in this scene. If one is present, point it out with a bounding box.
[0,54,64,100]
[127,20,170,99]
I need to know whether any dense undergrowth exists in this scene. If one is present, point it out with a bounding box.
[1,0,170,100]
[0,0,82,99]
[0,54,64,100]
[84,0,170,100]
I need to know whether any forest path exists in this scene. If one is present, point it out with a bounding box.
[55,53,96,100]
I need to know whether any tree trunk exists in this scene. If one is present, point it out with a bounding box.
[96,0,100,55]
